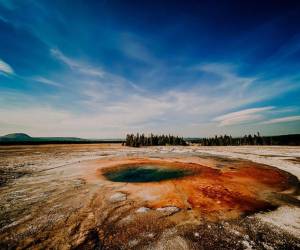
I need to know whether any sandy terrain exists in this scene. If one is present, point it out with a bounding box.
[0,144,299,249]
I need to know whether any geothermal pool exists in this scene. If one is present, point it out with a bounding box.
[99,158,297,220]
[103,164,193,182]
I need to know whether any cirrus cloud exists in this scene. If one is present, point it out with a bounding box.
[214,107,275,126]
[0,58,14,75]
[262,115,300,124]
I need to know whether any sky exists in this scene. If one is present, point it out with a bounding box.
[0,0,300,138]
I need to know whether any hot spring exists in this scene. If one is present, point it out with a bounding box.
[103,164,193,182]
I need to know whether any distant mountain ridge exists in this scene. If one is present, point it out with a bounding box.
[0,133,124,144]
[0,133,32,141]
[0,133,85,142]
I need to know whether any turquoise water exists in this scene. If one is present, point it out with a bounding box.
[104,165,192,182]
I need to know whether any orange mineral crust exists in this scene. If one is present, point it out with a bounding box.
[97,158,297,220]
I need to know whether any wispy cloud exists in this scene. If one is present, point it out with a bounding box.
[51,48,104,77]
[32,76,63,87]
[0,58,14,75]
[214,107,274,126]
[262,115,300,125]
[49,48,145,102]
[1,58,299,137]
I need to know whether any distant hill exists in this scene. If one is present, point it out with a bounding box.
[0,133,124,145]
[0,133,32,141]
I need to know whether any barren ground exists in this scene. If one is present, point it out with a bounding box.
[0,144,299,249]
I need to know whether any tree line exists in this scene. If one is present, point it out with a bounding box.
[124,132,300,147]
[188,132,267,146]
[125,133,187,147]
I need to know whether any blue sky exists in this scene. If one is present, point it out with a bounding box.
[0,0,300,138]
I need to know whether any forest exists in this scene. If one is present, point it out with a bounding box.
[187,133,300,146]
[191,133,264,146]
[125,133,300,147]
[125,133,187,147]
